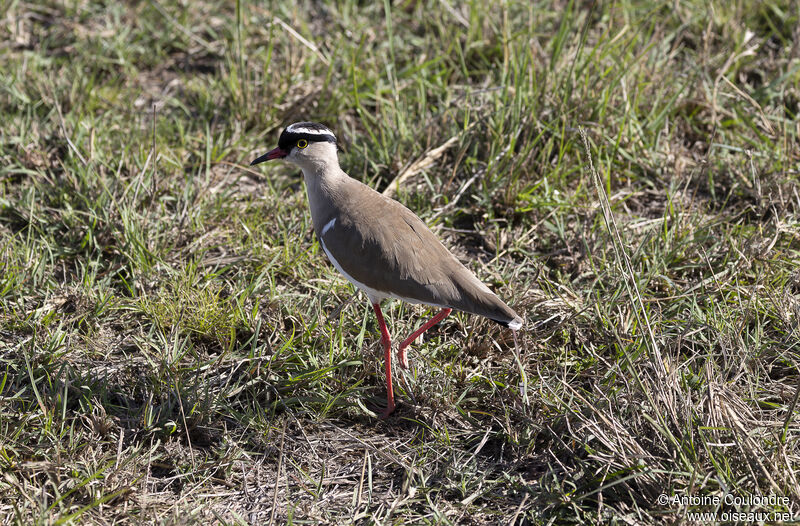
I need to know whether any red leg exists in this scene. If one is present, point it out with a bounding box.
[397,308,452,369]
[371,303,395,418]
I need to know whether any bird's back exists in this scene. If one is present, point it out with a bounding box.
[316,175,522,329]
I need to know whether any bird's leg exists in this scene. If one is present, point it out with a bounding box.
[371,303,395,418]
[397,308,452,369]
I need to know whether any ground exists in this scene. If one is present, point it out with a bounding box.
[1,0,800,524]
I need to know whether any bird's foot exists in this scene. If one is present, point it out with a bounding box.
[379,403,396,419]
[397,346,410,370]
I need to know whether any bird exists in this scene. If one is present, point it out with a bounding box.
[251,122,522,417]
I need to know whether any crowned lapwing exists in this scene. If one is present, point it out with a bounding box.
[251,122,522,417]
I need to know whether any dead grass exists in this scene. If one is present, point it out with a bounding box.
[2,0,800,524]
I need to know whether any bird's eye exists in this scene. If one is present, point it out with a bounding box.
[297,139,308,149]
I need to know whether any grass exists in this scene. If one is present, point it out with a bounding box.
[1,0,800,523]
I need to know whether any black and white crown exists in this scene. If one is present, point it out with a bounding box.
[278,122,337,151]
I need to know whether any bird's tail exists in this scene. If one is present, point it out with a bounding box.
[449,269,523,330]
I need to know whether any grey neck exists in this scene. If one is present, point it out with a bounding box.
[301,162,345,232]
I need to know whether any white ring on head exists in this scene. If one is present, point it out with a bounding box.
[286,123,336,140]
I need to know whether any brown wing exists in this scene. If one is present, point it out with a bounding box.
[320,178,522,327]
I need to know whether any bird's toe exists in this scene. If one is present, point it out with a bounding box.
[397,347,410,369]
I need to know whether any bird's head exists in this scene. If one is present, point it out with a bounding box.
[251,122,338,171]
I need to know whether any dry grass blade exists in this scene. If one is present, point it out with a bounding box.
[579,127,666,378]
[383,135,459,197]
[268,421,287,526]
[271,16,330,65]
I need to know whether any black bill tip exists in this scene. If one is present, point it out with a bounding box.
[251,147,287,165]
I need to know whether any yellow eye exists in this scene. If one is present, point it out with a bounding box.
[297,139,308,149]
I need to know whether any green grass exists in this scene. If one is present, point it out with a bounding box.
[2,0,800,523]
